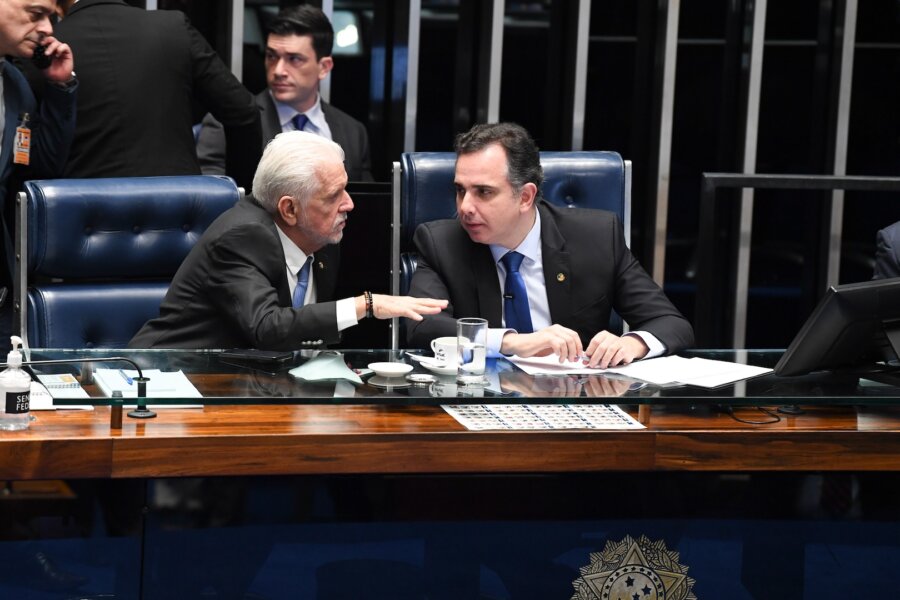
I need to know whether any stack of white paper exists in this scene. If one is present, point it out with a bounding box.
[508,355,772,388]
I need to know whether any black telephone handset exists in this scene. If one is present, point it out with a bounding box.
[32,45,52,70]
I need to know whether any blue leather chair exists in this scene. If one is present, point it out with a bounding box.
[390,151,631,348]
[15,176,240,348]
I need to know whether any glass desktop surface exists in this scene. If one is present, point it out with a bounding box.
[21,348,900,407]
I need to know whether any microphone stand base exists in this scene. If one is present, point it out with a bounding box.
[127,408,157,419]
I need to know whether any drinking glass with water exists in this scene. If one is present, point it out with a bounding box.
[456,318,487,385]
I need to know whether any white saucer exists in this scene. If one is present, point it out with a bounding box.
[367,362,413,378]
[367,375,411,389]
[422,362,458,377]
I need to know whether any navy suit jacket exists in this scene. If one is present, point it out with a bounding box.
[197,90,374,182]
[1,61,76,278]
[406,201,695,353]
[129,196,342,350]
[54,0,261,190]
[874,221,900,280]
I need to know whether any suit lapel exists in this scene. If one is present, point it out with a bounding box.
[256,93,283,141]
[313,244,340,303]
[470,241,503,327]
[538,202,573,325]
[321,103,347,150]
[1,73,15,182]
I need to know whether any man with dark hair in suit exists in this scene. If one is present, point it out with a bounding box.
[53,0,262,190]
[131,131,443,350]
[873,221,900,279]
[0,0,77,340]
[406,122,693,368]
[197,4,373,182]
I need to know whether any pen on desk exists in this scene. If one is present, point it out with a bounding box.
[118,369,134,385]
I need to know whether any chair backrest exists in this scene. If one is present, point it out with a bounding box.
[15,175,240,348]
[390,151,631,348]
[396,151,631,253]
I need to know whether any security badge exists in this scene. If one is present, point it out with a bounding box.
[13,113,31,166]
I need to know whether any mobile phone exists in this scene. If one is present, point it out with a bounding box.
[32,45,52,70]
[219,348,293,365]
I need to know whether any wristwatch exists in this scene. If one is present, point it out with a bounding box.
[51,71,77,91]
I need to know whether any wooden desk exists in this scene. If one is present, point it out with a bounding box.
[4,403,900,480]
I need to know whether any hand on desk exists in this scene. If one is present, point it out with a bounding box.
[500,326,649,369]
[500,325,584,362]
[583,331,649,369]
[499,371,631,398]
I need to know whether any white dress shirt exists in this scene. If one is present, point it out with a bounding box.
[485,210,665,359]
[273,92,333,140]
[276,225,357,331]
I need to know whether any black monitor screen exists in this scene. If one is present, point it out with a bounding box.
[775,278,900,376]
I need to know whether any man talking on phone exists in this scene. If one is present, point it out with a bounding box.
[130,131,446,350]
[0,0,77,340]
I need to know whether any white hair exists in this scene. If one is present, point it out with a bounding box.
[252,131,346,212]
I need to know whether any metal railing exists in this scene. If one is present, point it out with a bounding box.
[696,172,900,347]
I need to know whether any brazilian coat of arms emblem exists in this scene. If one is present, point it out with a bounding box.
[572,534,697,600]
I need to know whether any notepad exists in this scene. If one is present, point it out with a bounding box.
[29,380,93,411]
[35,373,90,400]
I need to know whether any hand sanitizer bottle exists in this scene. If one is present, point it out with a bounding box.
[0,336,31,430]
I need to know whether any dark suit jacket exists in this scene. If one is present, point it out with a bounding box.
[54,0,261,190]
[1,61,76,279]
[197,90,374,182]
[406,201,695,353]
[129,196,342,350]
[874,221,900,280]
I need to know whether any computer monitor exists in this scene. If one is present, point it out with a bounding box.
[775,278,900,376]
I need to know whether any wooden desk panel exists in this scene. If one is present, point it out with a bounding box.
[2,404,900,479]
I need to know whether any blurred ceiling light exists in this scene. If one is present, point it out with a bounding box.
[336,24,359,48]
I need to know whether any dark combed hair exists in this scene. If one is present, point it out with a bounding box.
[268,5,334,59]
[454,122,543,194]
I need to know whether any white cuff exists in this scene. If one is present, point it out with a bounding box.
[335,297,359,331]
[625,330,666,359]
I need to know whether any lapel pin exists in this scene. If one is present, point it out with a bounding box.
[557,273,566,282]
[318,261,325,270]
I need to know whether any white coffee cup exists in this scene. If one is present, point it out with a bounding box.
[430,336,457,364]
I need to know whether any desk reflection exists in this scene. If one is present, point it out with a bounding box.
[498,371,632,398]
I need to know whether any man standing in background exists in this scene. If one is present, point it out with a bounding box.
[0,0,77,340]
[197,4,373,182]
[54,0,262,190]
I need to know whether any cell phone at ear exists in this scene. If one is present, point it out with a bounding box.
[32,45,52,69]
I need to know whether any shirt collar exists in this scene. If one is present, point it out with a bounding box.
[489,208,542,265]
[273,92,327,132]
[275,223,312,275]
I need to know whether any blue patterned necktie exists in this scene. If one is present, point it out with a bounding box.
[292,113,309,132]
[293,257,313,308]
[501,251,533,333]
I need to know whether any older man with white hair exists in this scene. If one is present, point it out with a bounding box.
[131,131,445,349]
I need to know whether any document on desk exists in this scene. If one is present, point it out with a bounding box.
[93,368,203,407]
[443,404,645,430]
[29,380,93,410]
[507,355,772,388]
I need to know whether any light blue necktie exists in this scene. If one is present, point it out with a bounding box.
[293,257,313,308]
[501,251,533,333]
[292,113,309,132]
